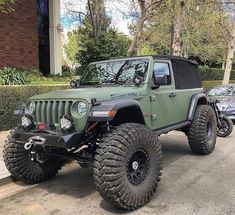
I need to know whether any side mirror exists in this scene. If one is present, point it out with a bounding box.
[70,79,80,88]
[153,74,168,86]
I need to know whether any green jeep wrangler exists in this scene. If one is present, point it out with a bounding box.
[4,56,217,210]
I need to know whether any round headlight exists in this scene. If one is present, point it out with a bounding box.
[77,102,87,116]
[28,102,35,114]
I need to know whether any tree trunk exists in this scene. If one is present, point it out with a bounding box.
[127,1,146,57]
[222,62,225,70]
[172,0,185,56]
[170,0,176,55]
[223,20,235,84]
[137,43,142,55]
[87,0,106,39]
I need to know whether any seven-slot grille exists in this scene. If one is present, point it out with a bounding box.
[33,100,73,124]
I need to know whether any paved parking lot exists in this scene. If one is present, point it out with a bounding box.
[0,129,234,215]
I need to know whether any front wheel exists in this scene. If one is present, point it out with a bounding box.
[3,135,63,183]
[93,123,163,210]
[217,116,233,137]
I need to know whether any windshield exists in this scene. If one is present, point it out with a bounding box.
[80,59,149,86]
[208,85,235,96]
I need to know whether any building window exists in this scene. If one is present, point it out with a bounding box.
[38,0,50,75]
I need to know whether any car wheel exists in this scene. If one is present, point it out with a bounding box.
[3,132,63,183]
[93,123,163,210]
[187,105,217,155]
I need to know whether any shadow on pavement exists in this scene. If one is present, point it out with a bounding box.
[160,134,192,167]
[40,166,96,199]
[99,200,131,214]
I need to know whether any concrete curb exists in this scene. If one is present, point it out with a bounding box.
[0,176,14,187]
[0,159,10,181]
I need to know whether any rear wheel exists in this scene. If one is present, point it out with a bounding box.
[187,105,217,155]
[3,134,63,183]
[217,116,233,137]
[93,123,163,210]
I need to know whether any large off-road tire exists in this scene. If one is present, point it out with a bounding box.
[93,123,163,210]
[187,105,217,155]
[79,162,93,168]
[3,133,63,183]
[217,116,233,137]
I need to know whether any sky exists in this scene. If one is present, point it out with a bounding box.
[60,0,133,35]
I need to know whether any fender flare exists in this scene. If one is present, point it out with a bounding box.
[188,93,208,121]
[88,99,144,122]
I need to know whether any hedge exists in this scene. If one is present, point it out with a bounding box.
[199,66,235,81]
[0,85,70,131]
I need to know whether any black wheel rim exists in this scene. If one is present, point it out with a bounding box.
[126,147,150,186]
[218,119,229,135]
[207,121,212,140]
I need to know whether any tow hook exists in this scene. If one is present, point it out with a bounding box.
[24,136,46,150]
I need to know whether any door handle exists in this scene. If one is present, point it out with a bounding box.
[169,93,177,98]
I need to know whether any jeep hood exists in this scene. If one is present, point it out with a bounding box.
[29,86,144,103]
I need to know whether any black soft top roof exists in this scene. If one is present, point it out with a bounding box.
[109,55,198,65]
[153,55,198,65]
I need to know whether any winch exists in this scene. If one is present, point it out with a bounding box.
[24,136,46,150]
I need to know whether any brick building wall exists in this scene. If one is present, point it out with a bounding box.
[0,0,39,70]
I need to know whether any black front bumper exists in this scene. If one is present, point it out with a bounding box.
[12,129,83,149]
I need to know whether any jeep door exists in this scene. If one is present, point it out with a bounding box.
[150,60,180,129]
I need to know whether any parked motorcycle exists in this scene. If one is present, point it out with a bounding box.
[209,100,233,137]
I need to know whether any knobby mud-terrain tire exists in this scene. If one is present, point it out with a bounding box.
[217,116,233,137]
[3,132,63,183]
[187,105,217,155]
[93,123,163,210]
[79,162,93,168]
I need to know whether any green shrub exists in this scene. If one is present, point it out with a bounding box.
[199,66,235,81]
[28,76,72,85]
[0,67,28,85]
[202,80,235,91]
[202,80,222,90]
[0,85,70,131]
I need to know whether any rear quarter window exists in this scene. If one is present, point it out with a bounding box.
[171,60,202,90]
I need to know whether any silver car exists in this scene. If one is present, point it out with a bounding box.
[207,84,235,121]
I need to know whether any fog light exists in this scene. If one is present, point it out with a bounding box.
[22,115,33,130]
[60,115,73,131]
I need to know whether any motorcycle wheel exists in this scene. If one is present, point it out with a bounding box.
[217,116,233,137]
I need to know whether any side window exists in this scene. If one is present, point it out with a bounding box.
[153,62,171,85]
